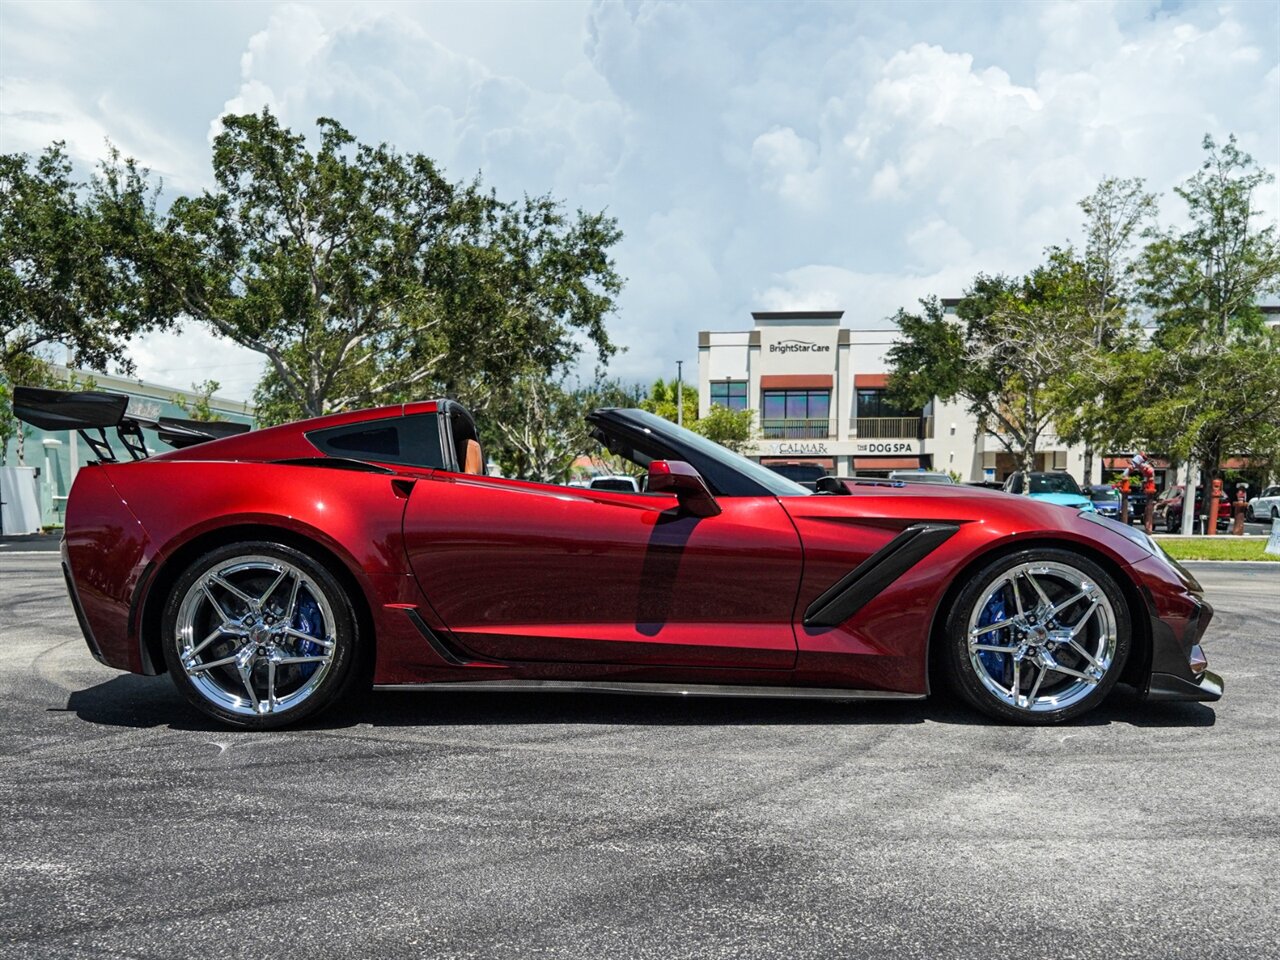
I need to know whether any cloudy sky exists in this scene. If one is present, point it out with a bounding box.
[2,0,1277,401]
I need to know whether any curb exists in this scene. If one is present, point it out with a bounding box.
[1178,560,1280,567]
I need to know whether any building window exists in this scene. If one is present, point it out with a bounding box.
[856,389,914,419]
[761,390,830,437]
[709,380,748,411]
[855,389,931,439]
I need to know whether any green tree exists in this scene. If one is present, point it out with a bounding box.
[1058,329,1280,488]
[888,265,1095,485]
[690,403,756,453]
[2,143,168,463]
[486,374,640,483]
[0,353,54,465]
[640,378,756,453]
[1,143,169,378]
[640,378,697,426]
[1139,134,1280,340]
[1127,134,1280,482]
[171,379,226,422]
[158,111,623,424]
[1073,177,1158,480]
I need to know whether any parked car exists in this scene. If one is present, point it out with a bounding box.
[763,461,828,491]
[588,474,641,493]
[1124,488,1151,524]
[1152,485,1232,533]
[13,385,1221,729]
[1002,471,1096,512]
[1247,485,1280,523]
[1086,484,1122,519]
[888,470,954,485]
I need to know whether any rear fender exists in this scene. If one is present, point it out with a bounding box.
[100,461,421,677]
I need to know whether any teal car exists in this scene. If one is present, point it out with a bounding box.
[1002,471,1097,512]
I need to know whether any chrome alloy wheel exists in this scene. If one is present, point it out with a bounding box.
[173,555,337,717]
[966,561,1118,714]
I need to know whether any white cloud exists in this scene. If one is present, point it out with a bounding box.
[0,77,207,191]
[750,126,822,206]
[0,0,1276,401]
[126,324,267,404]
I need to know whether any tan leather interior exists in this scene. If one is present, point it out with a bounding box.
[463,439,483,475]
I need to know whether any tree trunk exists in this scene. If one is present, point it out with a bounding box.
[1180,460,1199,535]
[1020,393,1036,494]
[1083,443,1094,488]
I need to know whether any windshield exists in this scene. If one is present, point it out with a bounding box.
[892,472,953,484]
[1030,473,1083,496]
[1090,487,1120,501]
[621,409,811,497]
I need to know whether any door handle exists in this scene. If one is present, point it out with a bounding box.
[391,478,416,499]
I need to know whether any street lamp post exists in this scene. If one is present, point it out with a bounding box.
[676,360,683,427]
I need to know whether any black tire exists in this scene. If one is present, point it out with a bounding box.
[1272,507,1278,523]
[160,541,364,729]
[942,547,1131,725]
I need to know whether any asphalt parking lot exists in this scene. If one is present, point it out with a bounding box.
[2,553,1277,959]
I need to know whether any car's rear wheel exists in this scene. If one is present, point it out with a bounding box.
[942,548,1130,724]
[160,541,362,729]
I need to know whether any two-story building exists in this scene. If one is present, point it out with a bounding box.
[697,309,1088,483]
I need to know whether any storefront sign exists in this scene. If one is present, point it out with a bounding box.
[768,441,830,456]
[768,339,831,356]
[854,439,919,455]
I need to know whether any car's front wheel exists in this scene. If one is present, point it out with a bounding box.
[942,548,1130,724]
[160,541,363,729]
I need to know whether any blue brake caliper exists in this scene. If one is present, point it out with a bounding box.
[291,595,323,679]
[976,592,1010,686]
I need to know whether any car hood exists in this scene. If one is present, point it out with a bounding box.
[804,478,1155,569]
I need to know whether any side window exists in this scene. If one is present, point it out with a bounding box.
[308,413,444,469]
[1006,474,1022,494]
[323,425,400,458]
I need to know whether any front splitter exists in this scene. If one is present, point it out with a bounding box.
[1145,669,1224,702]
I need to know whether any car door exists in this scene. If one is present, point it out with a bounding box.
[1264,487,1280,519]
[401,471,803,669]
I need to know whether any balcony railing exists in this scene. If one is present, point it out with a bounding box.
[761,418,835,439]
[855,416,934,440]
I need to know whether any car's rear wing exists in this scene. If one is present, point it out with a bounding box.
[11,386,250,462]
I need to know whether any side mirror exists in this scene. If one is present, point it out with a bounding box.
[814,475,850,496]
[647,460,721,517]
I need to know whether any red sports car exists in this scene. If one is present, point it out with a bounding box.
[15,387,1222,729]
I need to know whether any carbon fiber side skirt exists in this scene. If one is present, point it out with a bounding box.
[372,679,924,700]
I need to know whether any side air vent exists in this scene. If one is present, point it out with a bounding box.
[804,522,960,628]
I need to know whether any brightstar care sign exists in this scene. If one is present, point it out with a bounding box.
[768,339,831,356]
[760,327,839,374]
